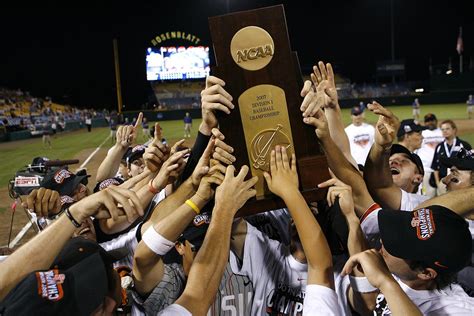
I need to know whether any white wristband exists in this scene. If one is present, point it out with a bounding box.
[349,275,378,293]
[142,226,175,256]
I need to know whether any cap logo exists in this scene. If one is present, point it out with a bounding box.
[404,125,412,133]
[412,208,436,240]
[36,269,65,302]
[54,169,72,184]
[99,178,120,191]
[60,195,75,206]
[192,213,211,226]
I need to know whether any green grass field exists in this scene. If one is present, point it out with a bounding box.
[0,102,473,189]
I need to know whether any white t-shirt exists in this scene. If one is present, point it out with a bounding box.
[229,222,307,315]
[400,189,429,212]
[416,128,443,172]
[345,123,375,166]
[374,275,474,315]
[303,284,340,316]
[158,304,191,316]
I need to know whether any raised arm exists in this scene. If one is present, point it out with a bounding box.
[319,178,376,314]
[342,250,422,316]
[0,186,143,300]
[132,169,223,296]
[96,112,143,182]
[301,61,357,168]
[304,109,374,216]
[414,186,474,217]
[174,165,257,315]
[264,146,334,288]
[363,102,403,209]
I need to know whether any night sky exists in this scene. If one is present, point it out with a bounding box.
[1,0,472,109]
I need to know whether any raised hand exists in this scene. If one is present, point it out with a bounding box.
[318,177,355,218]
[342,249,394,290]
[115,112,143,148]
[311,61,338,109]
[303,108,330,141]
[211,128,236,165]
[201,76,235,133]
[367,101,400,149]
[170,139,186,156]
[69,186,144,224]
[195,163,226,202]
[152,148,190,190]
[263,146,298,198]
[191,138,215,188]
[143,123,170,172]
[22,188,61,218]
[214,165,258,215]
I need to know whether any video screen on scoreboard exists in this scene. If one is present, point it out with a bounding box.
[146,46,210,81]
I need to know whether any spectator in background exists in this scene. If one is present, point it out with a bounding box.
[110,118,117,144]
[183,112,192,138]
[412,98,421,122]
[42,120,52,149]
[85,115,92,132]
[431,119,472,196]
[467,94,473,120]
[416,113,444,197]
[344,105,375,167]
[397,119,424,153]
[142,117,150,141]
[51,120,57,136]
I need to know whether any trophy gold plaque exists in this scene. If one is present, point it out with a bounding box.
[209,5,330,216]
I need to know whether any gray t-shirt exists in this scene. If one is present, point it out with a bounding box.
[133,262,253,315]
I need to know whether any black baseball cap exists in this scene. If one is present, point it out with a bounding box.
[126,145,146,166]
[178,212,211,248]
[440,147,474,171]
[397,119,426,137]
[351,106,363,116]
[379,205,472,273]
[390,144,424,175]
[0,239,116,316]
[40,168,90,204]
[93,177,124,193]
[424,113,437,122]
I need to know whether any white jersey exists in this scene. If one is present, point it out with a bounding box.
[416,128,443,172]
[99,224,141,269]
[374,275,474,315]
[345,123,375,166]
[158,304,191,316]
[303,284,340,316]
[229,222,307,315]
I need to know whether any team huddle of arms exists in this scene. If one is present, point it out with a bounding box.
[1,61,473,316]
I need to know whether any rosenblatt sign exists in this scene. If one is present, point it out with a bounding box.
[151,31,201,46]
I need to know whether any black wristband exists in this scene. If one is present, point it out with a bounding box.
[65,208,81,228]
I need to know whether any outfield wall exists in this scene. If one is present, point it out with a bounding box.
[1,118,109,142]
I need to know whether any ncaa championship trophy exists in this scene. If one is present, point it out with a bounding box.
[209,5,329,216]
